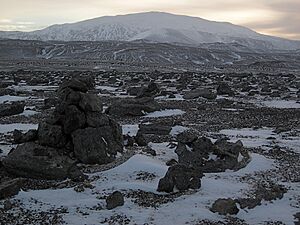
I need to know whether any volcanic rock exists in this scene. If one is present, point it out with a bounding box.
[13,129,38,144]
[0,102,25,117]
[210,198,239,215]
[106,97,161,116]
[2,142,82,180]
[0,179,23,200]
[157,164,203,193]
[106,191,125,210]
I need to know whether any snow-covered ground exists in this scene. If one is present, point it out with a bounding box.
[143,109,185,118]
[6,150,291,225]
[219,128,300,153]
[122,124,139,137]
[8,85,58,92]
[0,95,29,104]
[0,123,38,134]
[257,100,300,109]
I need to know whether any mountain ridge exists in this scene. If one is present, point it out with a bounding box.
[0,11,299,51]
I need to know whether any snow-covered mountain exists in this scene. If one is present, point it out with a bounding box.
[1,12,300,50]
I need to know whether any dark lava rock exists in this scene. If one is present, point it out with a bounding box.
[137,82,160,98]
[0,178,23,200]
[176,130,198,144]
[142,147,156,156]
[127,86,143,96]
[86,112,110,128]
[0,102,25,117]
[106,97,161,117]
[157,164,203,193]
[38,122,67,148]
[3,200,13,210]
[2,142,82,180]
[59,78,89,93]
[166,159,178,166]
[72,126,123,165]
[294,212,300,225]
[210,198,239,215]
[175,131,250,173]
[217,82,234,96]
[106,191,124,210]
[44,97,59,109]
[134,131,148,146]
[184,88,217,100]
[63,105,86,134]
[13,129,37,144]
[78,93,102,112]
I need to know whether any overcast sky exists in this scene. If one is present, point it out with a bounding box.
[0,0,299,40]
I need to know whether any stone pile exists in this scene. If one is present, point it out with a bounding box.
[2,77,124,180]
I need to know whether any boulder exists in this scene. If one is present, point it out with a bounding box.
[2,142,82,180]
[38,122,67,148]
[210,198,239,215]
[106,97,161,117]
[0,102,25,117]
[157,164,203,193]
[0,179,23,200]
[13,129,37,144]
[106,191,124,210]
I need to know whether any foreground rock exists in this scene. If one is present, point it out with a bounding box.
[2,142,83,180]
[106,191,125,210]
[106,97,161,116]
[0,179,23,200]
[0,102,25,117]
[175,131,250,173]
[157,164,203,193]
[210,198,239,215]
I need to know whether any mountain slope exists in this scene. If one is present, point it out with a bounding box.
[0,12,299,50]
